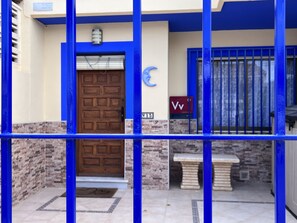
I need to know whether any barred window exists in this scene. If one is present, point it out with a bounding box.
[194,47,297,134]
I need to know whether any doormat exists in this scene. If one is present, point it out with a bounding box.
[61,188,117,198]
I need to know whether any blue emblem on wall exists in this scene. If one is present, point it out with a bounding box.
[142,66,157,87]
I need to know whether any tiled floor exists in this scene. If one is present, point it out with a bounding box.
[7,183,297,223]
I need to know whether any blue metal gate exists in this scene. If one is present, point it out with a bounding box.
[0,0,289,222]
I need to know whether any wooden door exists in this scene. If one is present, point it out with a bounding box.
[77,70,125,177]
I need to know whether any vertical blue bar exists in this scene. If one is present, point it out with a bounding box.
[274,0,286,222]
[187,50,199,131]
[290,48,293,105]
[260,50,263,133]
[202,0,212,222]
[293,47,296,105]
[236,51,239,134]
[268,50,272,134]
[1,0,13,222]
[66,0,77,222]
[285,50,290,107]
[228,51,231,134]
[252,51,255,133]
[133,0,142,222]
[244,50,247,134]
[197,56,200,133]
[219,51,223,134]
[212,52,215,133]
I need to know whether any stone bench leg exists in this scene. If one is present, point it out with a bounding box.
[180,162,200,190]
[212,163,233,191]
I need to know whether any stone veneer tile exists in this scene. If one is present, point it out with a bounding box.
[125,120,169,190]
[0,122,66,206]
[44,122,66,187]
[169,119,272,184]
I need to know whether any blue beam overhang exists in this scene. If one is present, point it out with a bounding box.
[35,0,297,32]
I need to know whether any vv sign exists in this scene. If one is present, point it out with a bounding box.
[169,96,193,119]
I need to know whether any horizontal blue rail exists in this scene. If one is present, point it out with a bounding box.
[2,133,297,141]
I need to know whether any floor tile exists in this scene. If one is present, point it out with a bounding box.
[2,182,296,223]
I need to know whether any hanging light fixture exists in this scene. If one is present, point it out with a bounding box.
[92,27,103,45]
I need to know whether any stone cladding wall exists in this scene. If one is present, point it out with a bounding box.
[125,120,169,190]
[170,120,272,184]
[0,122,66,205]
[1,118,270,204]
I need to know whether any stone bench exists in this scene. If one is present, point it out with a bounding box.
[173,153,239,191]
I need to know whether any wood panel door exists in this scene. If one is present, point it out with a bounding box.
[77,70,125,177]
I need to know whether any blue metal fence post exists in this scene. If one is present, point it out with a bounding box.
[66,0,77,222]
[274,0,286,222]
[202,0,212,222]
[133,0,142,222]
[1,0,13,222]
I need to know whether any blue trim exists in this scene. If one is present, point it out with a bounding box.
[36,0,297,32]
[274,0,286,222]
[61,41,134,120]
[190,46,297,57]
[66,0,77,222]
[202,0,212,222]
[1,0,13,222]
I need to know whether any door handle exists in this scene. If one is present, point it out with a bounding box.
[121,106,125,122]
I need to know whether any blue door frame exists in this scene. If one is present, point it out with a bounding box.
[0,0,288,223]
[61,41,134,120]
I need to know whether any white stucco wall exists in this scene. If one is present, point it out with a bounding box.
[169,29,297,97]
[0,3,45,124]
[43,21,169,121]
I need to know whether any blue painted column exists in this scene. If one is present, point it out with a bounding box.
[66,0,77,222]
[274,0,286,222]
[133,0,142,222]
[1,0,13,222]
[202,0,212,223]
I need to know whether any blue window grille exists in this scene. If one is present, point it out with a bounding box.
[0,0,290,223]
[189,47,297,134]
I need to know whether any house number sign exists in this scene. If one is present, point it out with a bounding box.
[142,112,154,119]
